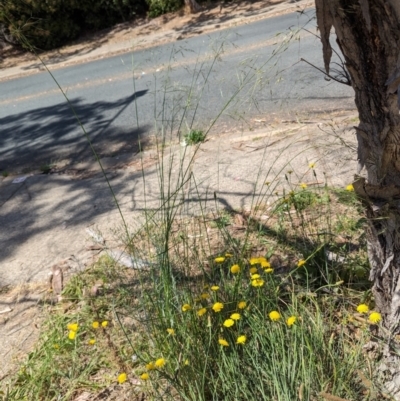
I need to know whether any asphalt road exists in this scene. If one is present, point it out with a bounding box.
[0,9,354,173]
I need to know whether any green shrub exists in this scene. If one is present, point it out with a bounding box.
[0,0,148,50]
[146,0,183,18]
[184,129,206,145]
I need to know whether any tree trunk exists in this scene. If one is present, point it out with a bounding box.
[316,0,400,330]
[184,0,202,13]
[315,0,400,395]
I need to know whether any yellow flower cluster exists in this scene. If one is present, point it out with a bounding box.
[92,320,108,329]
[173,254,302,355]
[180,256,275,321]
[249,256,271,270]
[356,304,382,324]
[67,322,79,340]
[66,319,109,343]
[139,358,166,381]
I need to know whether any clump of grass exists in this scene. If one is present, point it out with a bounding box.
[131,249,373,400]
[40,163,55,174]
[183,129,206,145]
[2,184,381,400]
[1,256,147,400]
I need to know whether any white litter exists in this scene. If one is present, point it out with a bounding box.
[107,249,152,270]
[12,176,27,184]
[85,228,105,244]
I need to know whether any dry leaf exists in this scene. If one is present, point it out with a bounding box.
[319,392,350,401]
[50,266,63,295]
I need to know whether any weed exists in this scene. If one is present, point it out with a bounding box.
[183,129,206,145]
[1,171,9,178]
[40,163,55,174]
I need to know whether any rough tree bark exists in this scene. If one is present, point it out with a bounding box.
[316,0,400,328]
[315,0,400,395]
[184,0,202,13]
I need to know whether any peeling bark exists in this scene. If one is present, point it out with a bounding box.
[316,0,400,326]
[315,0,400,395]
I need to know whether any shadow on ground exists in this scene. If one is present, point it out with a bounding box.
[0,90,151,173]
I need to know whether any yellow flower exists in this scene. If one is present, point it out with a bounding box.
[251,278,265,287]
[197,308,207,317]
[238,301,247,309]
[146,362,155,371]
[92,321,99,329]
[182,304,192,312]
[53,344,59,349]
[67,323,79,332]
[261,260,271,269]
[225,253,233,257]
[184,359,190,366]
[250,273,260,279]
[286,316,296,327]
[214,256,225,263]
[264,267,274,274]
[297,259,306,267]
[250,257,261,265]
[218,338,229,347]
[269,311,281,321]
[200,293,210,299]
[68,330,76,340]
[236,335,247,345]
[101,321,108,328]
[223,319,235,328]
[230,264,240,274]
[249,267,258,274]
[230,313,241,320]
[309,162,316,168]
[346,184,354,191]
[155,358,166,368]
[212,302,224,312]
[211,285,220,291]
[167,328,175,335]
[88,339,96,345]
[356,304,369,314]
[117,373,127,384]
[369,312,382,324]
[300,183,307,189]
[140,373,149,380]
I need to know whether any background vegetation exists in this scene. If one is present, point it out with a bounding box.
[0,0,205,50]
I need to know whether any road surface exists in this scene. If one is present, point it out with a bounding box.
[0,9,354,173]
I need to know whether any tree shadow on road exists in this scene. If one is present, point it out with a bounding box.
[0,90,151,174]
